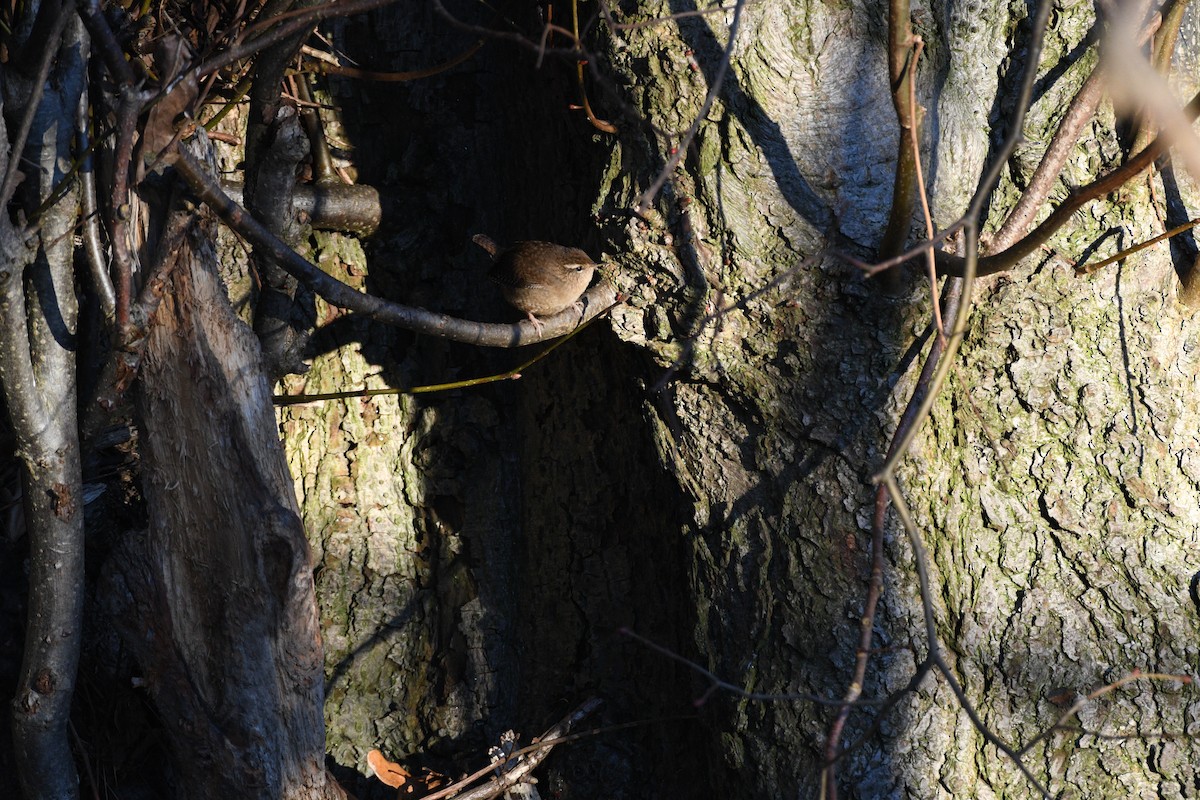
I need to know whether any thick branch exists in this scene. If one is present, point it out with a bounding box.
[4,13,88,800]
[878,0,920,263]
[937,88,1200,277]
[173,149,617,347]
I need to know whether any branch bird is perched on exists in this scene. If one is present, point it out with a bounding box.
[473,234,598,333]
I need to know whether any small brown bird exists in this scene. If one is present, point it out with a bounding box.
[473,234,598,332]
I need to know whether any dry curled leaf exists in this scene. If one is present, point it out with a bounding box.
[367,749,411,789]
[367,749,448,796]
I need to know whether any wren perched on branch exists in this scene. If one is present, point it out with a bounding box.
[472,234,598,332]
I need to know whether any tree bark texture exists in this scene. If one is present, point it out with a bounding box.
[2,12,88,799]
[284,1,1200,798]
[103,180,343,800]
[279,4,707,797]
[593,1,1200,797]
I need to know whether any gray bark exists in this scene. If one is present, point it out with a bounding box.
[2,11,88,799]
[100,143,343,800]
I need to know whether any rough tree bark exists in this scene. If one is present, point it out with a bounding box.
[98,139,344,800]
[594,1,1200,796]
[279,4,705,797]
[1,1,1194,798]
[298,1,1200,798]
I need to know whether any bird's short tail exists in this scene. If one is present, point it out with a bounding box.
[471,233,498,258]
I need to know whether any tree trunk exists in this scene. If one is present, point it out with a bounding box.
[281,5,707,796]
[2,12,88,799]
[102,156,342,800]
[589,1,1200,797]
[302,1,1200,798]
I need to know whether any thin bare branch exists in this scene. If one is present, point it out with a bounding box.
[1131,0,1190,152]
[822,483,890,797]
[937,88,1200,277]
[1017,671,1192,757]
[0,0,72,212]
[311,38,484,81]
[274,297,621,404]
[1104,3,1200,187]
[886,0,1051,476]
[991,8,1158,250]
[1075,216,1200,274]
[621,627,888,707]
[829,5,1056,797]
[76,0,137,86]
[885,478,1052,798]
[186,0,401,87]
[422,699,603,800]
[78,86,115,320]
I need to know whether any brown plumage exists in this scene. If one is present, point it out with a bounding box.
[472,234,598,328]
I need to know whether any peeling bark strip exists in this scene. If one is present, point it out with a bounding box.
[108,206,343,800]
[48,482,75,519]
